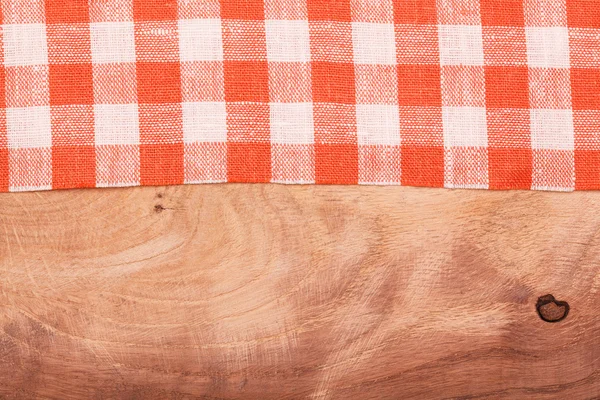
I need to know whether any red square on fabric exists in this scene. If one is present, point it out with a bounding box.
[576,150,600,189]
[398,65,442,107]
[49,64,94,106]
[315,143,358,184]
[480,0,524,26]
[133,0,178,21]
[307,0,352,22]
[224,61,269,103]
[227,142,271,183]
[571,68,600,110]
[488,148,532,189]
[0,148,7,192]
[220,0,265,20]
[312,62,356,104]
[136,62,182,104]
[140,143,184,186]
[393,0,437,24]
[485,66,529,108]
[46,0,90,23]
[567,0,600,28]
[401,146,444,188]
[0,68,5,109]
[52,146,96,189]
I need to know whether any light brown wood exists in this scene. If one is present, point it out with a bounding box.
[0,184,598,399]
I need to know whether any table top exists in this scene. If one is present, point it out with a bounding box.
[0,184,598,399]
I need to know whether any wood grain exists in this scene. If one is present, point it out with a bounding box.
[0,184,598,399]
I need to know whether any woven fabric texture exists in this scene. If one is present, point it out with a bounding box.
[0,0,598,192]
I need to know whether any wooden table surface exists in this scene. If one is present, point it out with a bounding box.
[0,184,598,399]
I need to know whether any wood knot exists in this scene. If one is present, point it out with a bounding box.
[536,294,569,323]
[154,204,166,213]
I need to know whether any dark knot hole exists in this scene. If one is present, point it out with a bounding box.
[536,294,569,323]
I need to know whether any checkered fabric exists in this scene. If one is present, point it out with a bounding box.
[0,0,598,192]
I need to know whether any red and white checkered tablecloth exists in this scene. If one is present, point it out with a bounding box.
[0,0,598,192]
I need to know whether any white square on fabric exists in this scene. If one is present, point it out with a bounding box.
[265,19,311,63]
[3,24,49,67]
[442,106,488,147]
[438,25,484,66]
[530,109,574,150]
[94,103,140,145]
[356,104,400,145]
[352,22,396,65]
[6,106,52,148]
[183,101,228,143]
[270,102,314,144]
[90,22,136,64]
[525,27,570,69]
[179,18,224,62]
